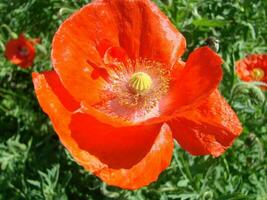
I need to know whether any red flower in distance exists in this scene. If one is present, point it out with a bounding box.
[5,34,39,68]
[236,54,267,88]
[32,0,242,189]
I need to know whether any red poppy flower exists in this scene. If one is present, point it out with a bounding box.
[32,0,242,189]
[5,34,39,68]
[236,54,267,88]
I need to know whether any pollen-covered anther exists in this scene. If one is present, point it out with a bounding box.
[128,72,152,94]
[251,68,265,81]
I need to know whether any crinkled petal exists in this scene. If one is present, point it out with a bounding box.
[161,47,223,115]
[106,0,186,64]
[169,90,242,157]
[32,72,173,189]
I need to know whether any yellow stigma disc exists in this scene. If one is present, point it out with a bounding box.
[129,72,152,94]
[251,68,265,81]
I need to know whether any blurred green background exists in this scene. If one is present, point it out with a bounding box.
[0,0,267,199]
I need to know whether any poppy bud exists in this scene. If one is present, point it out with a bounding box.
[248,84,265,105]
[232,82,265,105]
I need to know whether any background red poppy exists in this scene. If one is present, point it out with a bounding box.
[236,54,267,84]
[5,34,37,68]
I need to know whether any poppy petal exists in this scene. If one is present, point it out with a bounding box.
[41,71,80,111]
[107,0,186,64]
[97,123,173,189]
[52,0,186,106]
[170,59,185,80]
[103,46,128,65]
[169,90,242,157]
[97,39,113,58]
[19,59,34,68]
[70,112,162,169]
[18,49,36,68]
[5,38,24,64]
[161,47,223,115]
[32,72,107,172]
[32,72,173,189]
[70,115,174,189]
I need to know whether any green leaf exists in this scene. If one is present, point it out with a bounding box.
[192,18,227,27]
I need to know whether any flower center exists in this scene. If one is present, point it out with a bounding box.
[128,72,152,94]
[94,58,171,123]
[18,46,29,57]
[251,68,265,81]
